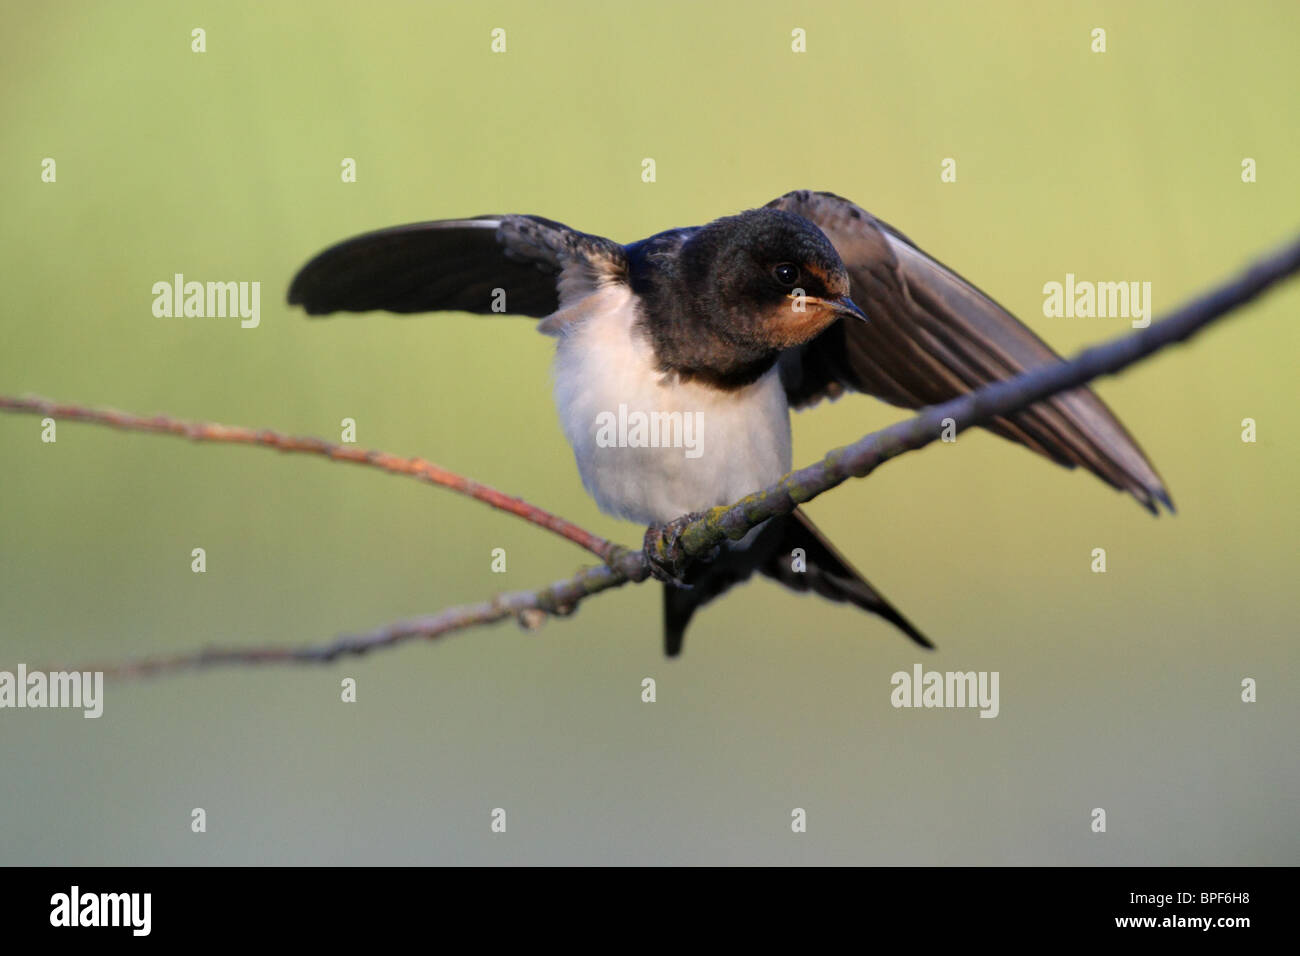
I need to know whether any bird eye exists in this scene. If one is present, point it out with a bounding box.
[772,263,800,287]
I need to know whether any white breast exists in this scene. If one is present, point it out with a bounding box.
[548,283,792,526]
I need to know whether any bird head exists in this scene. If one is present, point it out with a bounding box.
[680,208,866,353]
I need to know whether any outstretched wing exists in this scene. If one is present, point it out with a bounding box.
[768,190,1172,514]
[287,216,626,318]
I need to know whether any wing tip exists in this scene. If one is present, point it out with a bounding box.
[286,266,333,315]
[906,629,937,651]
[285,292,334,317]
[886,608,936,650]
[1133,482,1176,517]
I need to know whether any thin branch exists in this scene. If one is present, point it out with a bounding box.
[73,559,641,678]
[4,228,1298,675]
[0,396,619,563]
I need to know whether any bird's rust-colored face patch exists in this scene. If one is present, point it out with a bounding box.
[750,256,858,350]
[755,287,853,350]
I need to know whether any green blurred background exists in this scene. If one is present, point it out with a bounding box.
[1,1,1296,864]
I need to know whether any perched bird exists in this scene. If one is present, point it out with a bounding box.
[288,189,1171,656]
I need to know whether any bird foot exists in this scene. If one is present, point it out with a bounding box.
[643,512,716,587]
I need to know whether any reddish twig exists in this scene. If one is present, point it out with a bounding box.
[0,395,618,563]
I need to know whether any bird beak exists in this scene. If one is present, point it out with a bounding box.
[830,295,869,323]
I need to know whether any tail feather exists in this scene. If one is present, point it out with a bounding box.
[762,510,933,649]
[661,530,770,657]
[662,585,696,658]
[660,509,932,656]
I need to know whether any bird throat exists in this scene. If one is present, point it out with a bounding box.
[637,313,779,391]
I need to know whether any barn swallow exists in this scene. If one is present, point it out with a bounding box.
[288,190,1171,656]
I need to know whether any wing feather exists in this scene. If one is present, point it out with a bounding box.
[287,216,625,319]
[769,190,1171,513]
